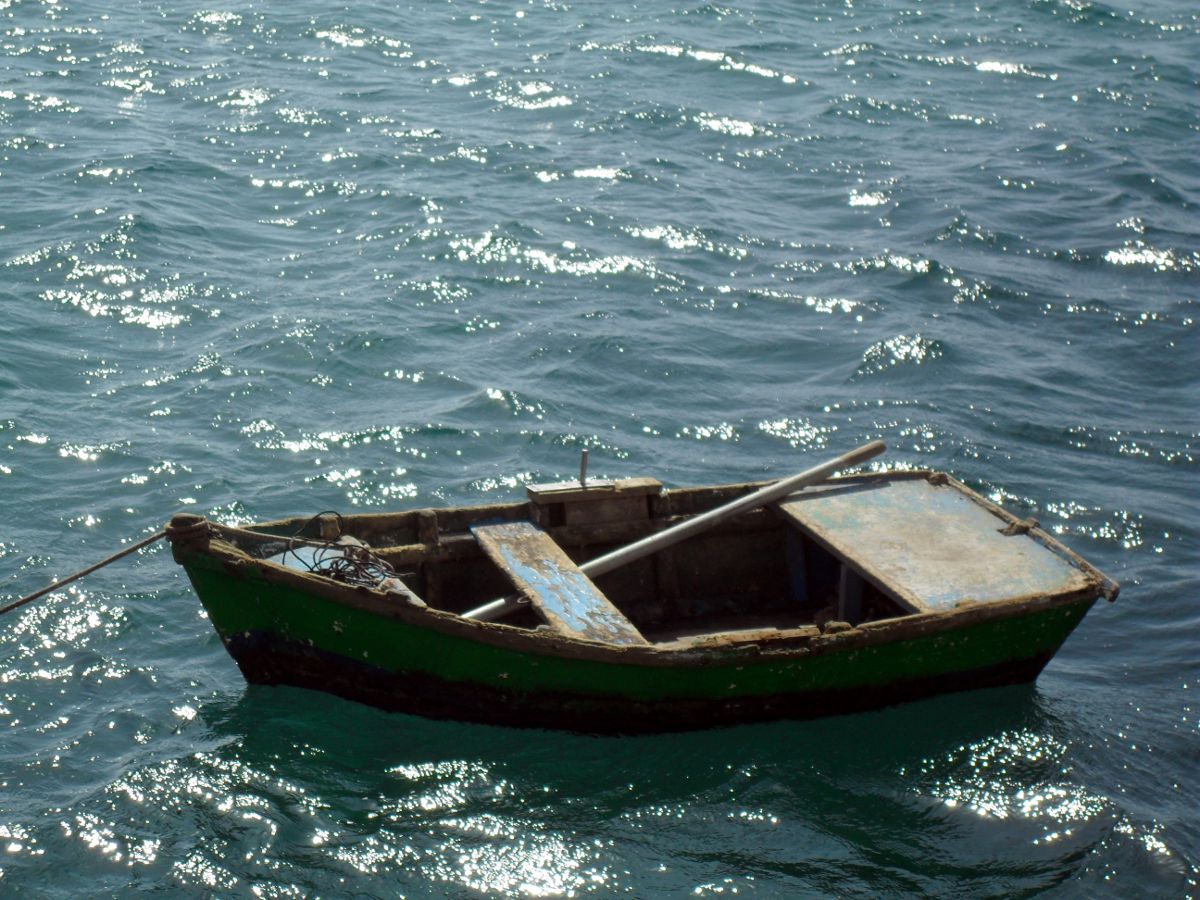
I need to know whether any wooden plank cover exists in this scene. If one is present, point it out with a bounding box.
[774,476,1092,614]
[471,521,648,646]
[526,476,662,505]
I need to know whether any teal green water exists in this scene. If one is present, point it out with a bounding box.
[1,0,1196,895]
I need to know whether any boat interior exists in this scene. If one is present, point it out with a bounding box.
[233,475,917,646]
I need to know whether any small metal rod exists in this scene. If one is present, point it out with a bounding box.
[462,594,527,622]
[1,530,167,617]
[579,448,589,488]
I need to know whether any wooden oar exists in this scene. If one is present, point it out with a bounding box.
[462,439,886,622]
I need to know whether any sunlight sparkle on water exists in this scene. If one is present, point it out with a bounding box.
[903,727,1175,859]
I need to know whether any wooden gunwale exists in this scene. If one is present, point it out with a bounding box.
[213,507,785,569]
[220,471,1117,604]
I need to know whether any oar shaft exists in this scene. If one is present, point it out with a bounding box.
[580,439,885,578]
[462,440,885,622]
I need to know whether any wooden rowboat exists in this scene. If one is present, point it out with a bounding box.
[166,443,1118,733]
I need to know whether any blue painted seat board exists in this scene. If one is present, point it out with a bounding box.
[471,521,648,646]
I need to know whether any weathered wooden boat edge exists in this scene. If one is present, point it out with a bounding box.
[174,529,1107,669]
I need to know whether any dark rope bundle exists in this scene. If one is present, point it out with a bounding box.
[278,512,399,589]
[294,538,399,589]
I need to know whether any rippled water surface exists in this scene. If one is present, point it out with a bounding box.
[2,0,1197,895]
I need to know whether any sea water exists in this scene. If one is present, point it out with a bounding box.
[1,1,1196,895]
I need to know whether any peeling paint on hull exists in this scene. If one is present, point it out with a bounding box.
[225,628,1062,733]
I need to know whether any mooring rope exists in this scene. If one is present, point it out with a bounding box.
[0,529,167,617]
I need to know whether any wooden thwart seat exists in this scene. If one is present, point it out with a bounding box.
[470,521,648,646]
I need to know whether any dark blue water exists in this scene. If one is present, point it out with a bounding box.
[2,0,1196,894]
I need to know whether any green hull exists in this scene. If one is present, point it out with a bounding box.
[181,553,1096,732]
